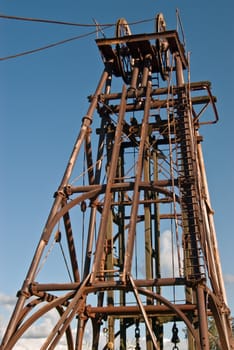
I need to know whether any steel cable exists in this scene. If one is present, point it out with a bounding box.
[0,14,154,61]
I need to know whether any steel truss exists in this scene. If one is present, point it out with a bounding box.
[1,13,234,350]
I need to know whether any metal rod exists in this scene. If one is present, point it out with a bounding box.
[86,303,197,316]
[75,318,86,350]
[99,81,213,101]
[129,275,159,350]
[109,95,212,113]
[91,84,127,282]
[196,285,209,350]
[123,78,152,277]
[85,128,95,185]
[63,209,80,283]
[83,103,108,278]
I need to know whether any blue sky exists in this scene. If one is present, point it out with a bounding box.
[0,0,234,346]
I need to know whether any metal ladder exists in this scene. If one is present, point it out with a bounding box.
[175,87,205,282]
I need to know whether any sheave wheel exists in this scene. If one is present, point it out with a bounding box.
[115,18,133,84]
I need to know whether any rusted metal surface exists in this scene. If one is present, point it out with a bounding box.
[1,12,233,350]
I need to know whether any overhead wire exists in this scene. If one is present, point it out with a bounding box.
[0,13,154,61]
[0,26,111,61]
[0,13,112,27]
[0,30,96,61]
[0,13,153,27]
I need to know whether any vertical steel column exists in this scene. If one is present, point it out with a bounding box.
[197,140,231,348]
[144,136,154,350]
[175,53,184,87]
[117,148,127,350]
[152,149,163,350]
[152,149,161,286]
[83,71,113,279]
[129,59,140,92]
[91,84,127,282]
[144,147,153,284]
[75,318,86,350]
[83,116,106,278]
[175,52,209,350]
[123,78,152,277]
[196,286,210,350]
[106,208,114,346]
[176,53,197,350]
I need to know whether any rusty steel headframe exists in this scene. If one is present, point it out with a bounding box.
[1,13,233,350]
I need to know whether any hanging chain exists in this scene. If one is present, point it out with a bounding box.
[135,319,141,350]
[171,322,180,350]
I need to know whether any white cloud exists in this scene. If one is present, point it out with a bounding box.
[224,274,234,284]
[0,293,17,343]
[21,312,57,339]
[163,337,187,350]
[0,299,105,349]
[0,298,69,348]
[0,293,17,307]
[161,230,183,277]
[13,338,45,350]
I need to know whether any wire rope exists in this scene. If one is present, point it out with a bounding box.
[176,9,186,50]
[0,15,154,61]
[0,28,108,61]
[0,13,154,28]
[58,240,73,282]
[35,225,61,278]
[35,234,57,277]
[70,156,104,185]
[0,13,110,27]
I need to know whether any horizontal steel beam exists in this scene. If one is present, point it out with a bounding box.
[85,304,197,318]
[66,179,178,195]
[96,81,213,101]
[96,30,188,67]
[110,96,215,113]
[30,277,185,292]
